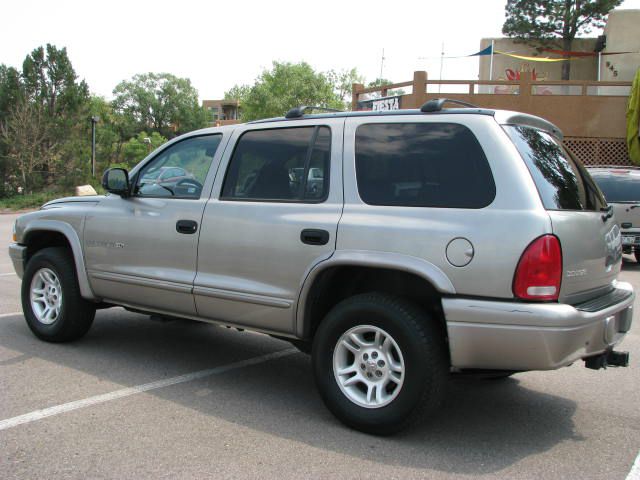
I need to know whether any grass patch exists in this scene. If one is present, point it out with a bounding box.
[0,190,73,211]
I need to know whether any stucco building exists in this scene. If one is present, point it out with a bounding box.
[478,9,639,82]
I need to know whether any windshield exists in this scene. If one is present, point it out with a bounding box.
[504,125,606,211]
[590,172,640,203]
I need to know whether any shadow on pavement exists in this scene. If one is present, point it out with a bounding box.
[0,309,581,475]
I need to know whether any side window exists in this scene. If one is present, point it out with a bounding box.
[355,123,495,208]
[135,135,222,199]
[221,126,331,202]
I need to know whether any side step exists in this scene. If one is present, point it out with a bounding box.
[584,350,630,370]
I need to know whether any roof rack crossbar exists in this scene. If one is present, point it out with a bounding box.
[420,98,479,113]
[285,105,342,119]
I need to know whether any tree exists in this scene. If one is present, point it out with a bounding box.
[112,73,207,138]
[0,100,53,192]
[122,132,167,167]
[0,45,92,194]
[226,62,344,121]
[0,65,23,196]
[366,78,406,98]
[503,0,622,80]
[325,68,365,108]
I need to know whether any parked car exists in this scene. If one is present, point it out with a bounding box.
[588,166,640,262]
[139,166,198,197]
[9,100,633,435]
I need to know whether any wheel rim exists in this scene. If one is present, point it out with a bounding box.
[333,325,405,409]
[29,267,63,325]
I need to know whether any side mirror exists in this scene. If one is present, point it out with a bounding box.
[102,168,130,197]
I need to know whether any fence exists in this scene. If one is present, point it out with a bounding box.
[352,71,633,166]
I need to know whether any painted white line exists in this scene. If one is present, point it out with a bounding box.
[0,348,296,432]
[627,451,640,480]
[0,311,22,318]
[0,272,16,276]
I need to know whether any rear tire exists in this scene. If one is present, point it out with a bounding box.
[312,293,448,435]
[634,250,640,263]
[21,247,96,342]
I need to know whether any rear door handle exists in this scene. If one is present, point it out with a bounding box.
[176,220,198,234]
[300,229,330,246]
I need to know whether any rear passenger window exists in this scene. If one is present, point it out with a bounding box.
[221,126,330,202]
[355,123,495,208]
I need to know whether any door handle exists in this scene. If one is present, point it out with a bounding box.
[176,220,198,234]
[300,229,330,246]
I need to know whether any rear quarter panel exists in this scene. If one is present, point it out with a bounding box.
[339,114,552,299]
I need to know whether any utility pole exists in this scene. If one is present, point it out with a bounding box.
[379,48,385,81]
[90,116,99,178]
[439,42,444,93]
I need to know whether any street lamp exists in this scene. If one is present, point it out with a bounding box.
[90,116,100,178]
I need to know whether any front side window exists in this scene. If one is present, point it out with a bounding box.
[135,135,222,199]
[221,126,331,202]
[505,125,606,211]
[355,123,495,208]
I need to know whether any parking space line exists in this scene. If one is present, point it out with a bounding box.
[628,451,640,480]
[0,312,22,318]
[0,348,296,432]
[0,272,16,276]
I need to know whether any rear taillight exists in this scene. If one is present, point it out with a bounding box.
[513,235,562,301]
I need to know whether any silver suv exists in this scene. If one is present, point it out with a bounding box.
[9,100,634,435]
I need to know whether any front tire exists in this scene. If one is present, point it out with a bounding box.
[21,247,96,342]
[312,293,448,435]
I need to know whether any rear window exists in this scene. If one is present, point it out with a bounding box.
[589,172,640,203]
[354,123,495,208]
[505,125,606,211]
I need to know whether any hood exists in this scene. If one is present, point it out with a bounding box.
[42,195,105,209]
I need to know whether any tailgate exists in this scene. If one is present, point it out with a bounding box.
[503,124,620,304]
[548,210,621,303]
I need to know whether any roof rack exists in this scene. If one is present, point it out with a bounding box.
[285,105,342,119]
[420,98,479,113]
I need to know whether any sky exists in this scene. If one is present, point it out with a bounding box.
[1,0,639,101]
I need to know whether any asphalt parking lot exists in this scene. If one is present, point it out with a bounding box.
[0,212,639,479]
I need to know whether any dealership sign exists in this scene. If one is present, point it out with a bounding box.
[357,95,403,112]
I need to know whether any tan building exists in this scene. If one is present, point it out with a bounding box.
[600,9,640,82]
[478,8,639,82]
[202,99,241,126]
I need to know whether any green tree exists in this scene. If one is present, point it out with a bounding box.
[325,68,365,109]
[226,61,344,121]
[122,131,167,167]
[366,78,406,98]
[0,65,23,196]
[0,45,92,195]
[502,0,622,80]
[112,73,207,139]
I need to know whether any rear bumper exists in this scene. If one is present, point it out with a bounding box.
[8,243,27,279]
[443,282,634,371]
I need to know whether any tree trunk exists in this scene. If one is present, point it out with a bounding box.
[562,38,573,81]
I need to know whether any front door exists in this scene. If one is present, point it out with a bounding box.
[84,133,226,316]
[194,120,344,334]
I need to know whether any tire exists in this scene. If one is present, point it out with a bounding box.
[21,247,96,342]
[634,250,640,264]
[312,293,448,435]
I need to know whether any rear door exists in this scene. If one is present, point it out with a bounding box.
[193,119,344,334]
[505,125,621,303]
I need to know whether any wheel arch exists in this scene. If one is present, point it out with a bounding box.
[22,220,97,301]
[295,250,455,340]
